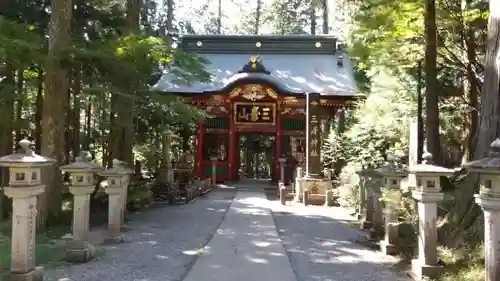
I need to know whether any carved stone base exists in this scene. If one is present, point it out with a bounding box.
[104,234,124,244]
[410,259,443,280]
[8,266,44,281]
[380,240,398,255]
[65,243,95,263]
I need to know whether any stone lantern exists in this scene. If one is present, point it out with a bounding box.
[210,155,218,187]
[355,167,381,229]
[0,139,55,281]
[278,157,286,183]
[99,164,127,244]
[112,159,133,229]
[410,152,455,280]
[60,151,102,262]
[463,139,500,281]
[375,155,407,255]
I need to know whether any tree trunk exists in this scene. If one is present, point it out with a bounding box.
[72,66,82,158]
[217,0,222,34]
[0,64,14,219]
[460,0,479,164]
[255,0,262,34]
[322,0,328,34]
[442,0,500,246]
[84,96,91,150]
[424,0,441,163]
[35,68,43,153]
[15,68,24,143]
[166,0,174,31]
[310,0,316,35]
[40,0,73,227]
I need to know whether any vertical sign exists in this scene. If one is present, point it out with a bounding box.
[310,115,319,157]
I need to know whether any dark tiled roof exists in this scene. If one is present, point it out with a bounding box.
[153,35,359,96]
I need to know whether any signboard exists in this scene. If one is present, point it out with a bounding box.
[233,102,276,125]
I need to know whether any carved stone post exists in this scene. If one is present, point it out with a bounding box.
[279,182,287,205]
[112,159,133,229]
[210,155,218,187]
[279,157,286,183]
[354,166,366,221]
[99,165,127,244]
[375,156,407,255]
[60,151,103,262]
[369,175,384,239]
[0,139,55,281]
[463,139,500,281]
[294,167,303,202]
[357,168,380,230]
[410,152,454,280]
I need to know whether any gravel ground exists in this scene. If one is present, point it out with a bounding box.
[44,189,236,281]
[269,202,410,281]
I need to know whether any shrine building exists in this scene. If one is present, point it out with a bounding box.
[152,34,361,182]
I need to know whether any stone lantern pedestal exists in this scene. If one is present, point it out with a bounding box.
[60,151,102,263]
[278,157,286,183]
[112,159,133,230]
[100,166,127,244]
[0,139,55,281]
[210,156,218,187]
[410,152,455,280]
[294,167,303,202]
[356,168,381,230]
[375,156,407,255]
[463,139,500,281]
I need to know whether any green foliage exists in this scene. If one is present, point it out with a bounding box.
[0,17,44,67]
[127,182,154,211]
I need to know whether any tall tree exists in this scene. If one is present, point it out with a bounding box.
[40,0,73,225]
[424,0,441,163]
[255,0,262,34]
[322,0,328,34]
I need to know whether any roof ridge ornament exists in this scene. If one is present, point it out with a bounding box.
[238,56,270,75]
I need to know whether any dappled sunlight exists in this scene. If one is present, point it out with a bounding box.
[137,240,158,245]
[244,255,269,264]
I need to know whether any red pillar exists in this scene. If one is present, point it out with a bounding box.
[228,109,236,180]
[275,102,281,182]
[196,120,203,179]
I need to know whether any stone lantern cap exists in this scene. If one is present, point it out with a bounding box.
[409,152,455,176]
[60,151,103,173]
[375,155,407,177]
[99,163,127,177]
[278,157,287,163]
[112,159,133,174]
[463,139,500,174]
[0,139,55,167]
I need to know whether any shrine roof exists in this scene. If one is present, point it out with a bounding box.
[152,34,360,97]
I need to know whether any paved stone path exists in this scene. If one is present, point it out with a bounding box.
[182,191,297,281]
[44,182,408,281]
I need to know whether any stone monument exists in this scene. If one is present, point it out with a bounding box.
[99,164,127,244]
[0,139,55,281]
[410,152,454,280]
[463,139,500,281]
[60,151,103,262]
[375,155,407,255]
